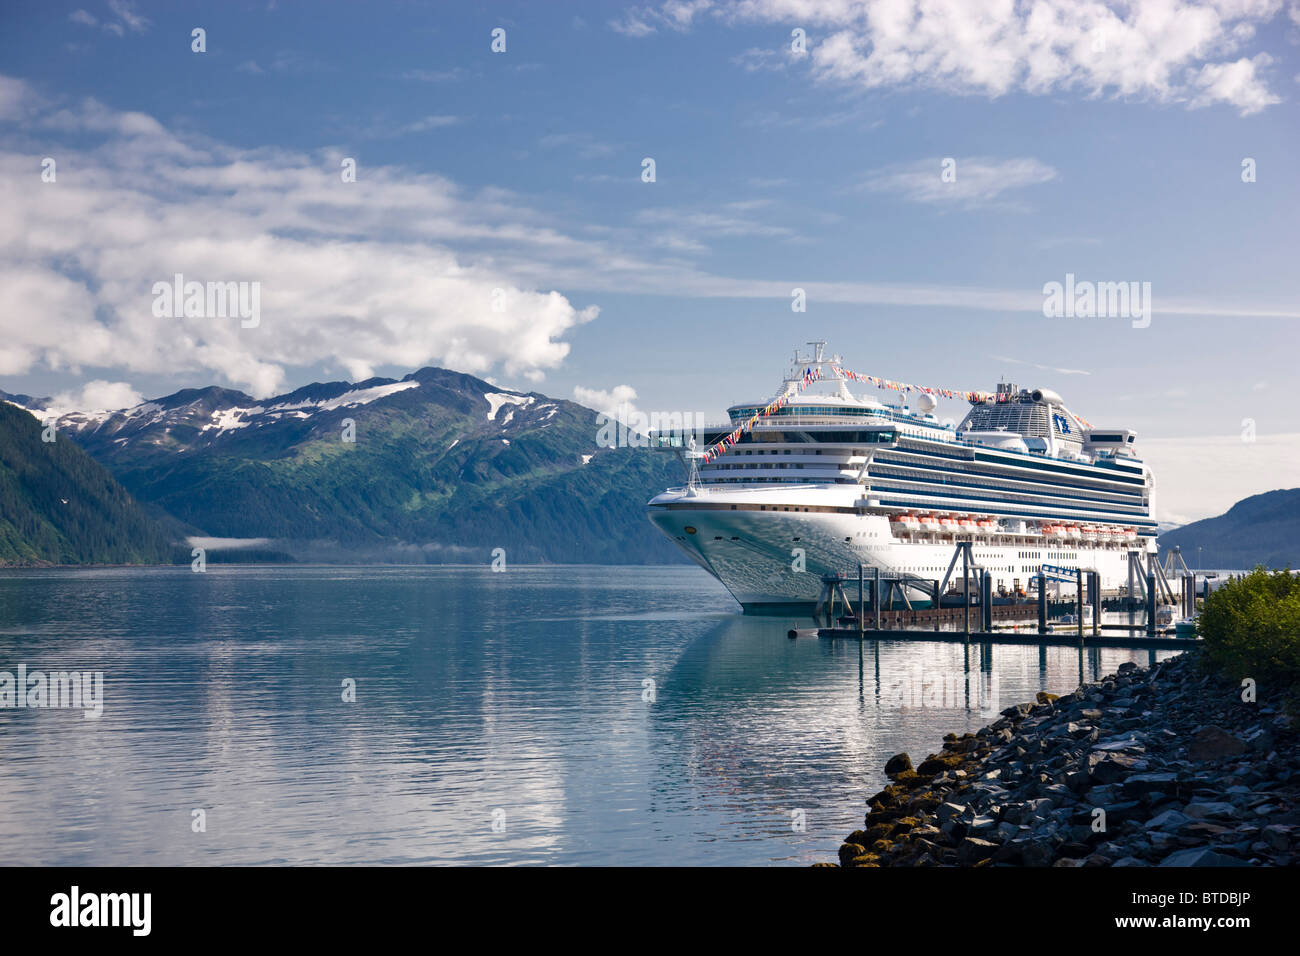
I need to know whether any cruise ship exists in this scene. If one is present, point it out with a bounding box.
[647,344,1158,613]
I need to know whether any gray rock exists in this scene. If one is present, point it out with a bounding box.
[956,837,999,865]
[996,822,1021,842]
[1184,801,1236,820]
[1021,838,1057,867]
[935,802,965,825]
[1089,754,1138,784]
[1145,809,1192,831]
[1123,772,1180,798]
[1158,847,1252,867]
[1262,825,1293,852]
[1187,726,1248,761]
[884,752,913,777]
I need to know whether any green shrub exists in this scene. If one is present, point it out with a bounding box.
[1198,566,1300,686]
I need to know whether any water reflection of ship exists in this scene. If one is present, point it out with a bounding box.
[640,616,1175,837]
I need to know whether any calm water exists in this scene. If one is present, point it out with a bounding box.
[0,565,1178,866]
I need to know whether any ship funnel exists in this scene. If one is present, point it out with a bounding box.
[1031,388,1063,406]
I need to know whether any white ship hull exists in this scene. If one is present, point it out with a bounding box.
[649,486,1144,613]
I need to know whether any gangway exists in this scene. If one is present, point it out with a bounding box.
[1038,563,1080,583]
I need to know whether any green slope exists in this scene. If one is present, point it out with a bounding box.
[0,402,174,566]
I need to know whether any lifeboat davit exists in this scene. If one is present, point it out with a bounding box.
[890,512,920,532]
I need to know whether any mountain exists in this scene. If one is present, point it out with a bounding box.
[0,401,175,566]
[1158,489,1300,570]
[25,368,688,564]
[0,389,51,410]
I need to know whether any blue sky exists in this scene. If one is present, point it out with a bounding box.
[1,0,1298,522]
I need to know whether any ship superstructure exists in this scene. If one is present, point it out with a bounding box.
[647,344,1157,612]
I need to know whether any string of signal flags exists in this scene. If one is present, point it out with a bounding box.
[697,365,1093,464]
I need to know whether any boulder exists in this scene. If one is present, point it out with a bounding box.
[1122,772,1180,799]
[1187,726,1248,761]
[1145,809,1192,831]
[884,753,913,778]
[1158,847,1252,867]
[1021,839,1058,867]
[1262,825,1293,852]
[935,802,966,825]
[839,842,868,865]
[956,837,999,865]
[1183,801,1237,820]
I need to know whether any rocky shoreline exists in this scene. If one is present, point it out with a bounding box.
[828,650,1298,867]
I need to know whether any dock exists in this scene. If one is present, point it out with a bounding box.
[801,546,1202,650]
[807,627,1198,649]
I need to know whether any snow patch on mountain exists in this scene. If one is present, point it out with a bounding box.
[270,380,419,414]
[202,406,265,432]
[485,392,535,421]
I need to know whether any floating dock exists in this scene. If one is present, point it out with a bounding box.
[806,626,1198,649]
[800,549,1201,649]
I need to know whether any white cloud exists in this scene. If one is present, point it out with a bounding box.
[76,0,150,37]
[611,0,714,35]
[51,379,144,413]
[654,0,1289,116]
[859,156,1057,208]
[989,355,1092,377]
[609,13,659,36]
[395,114,461,134]
[106,0,150,34]
[1188,53,1280,114]
[635,204,796,238]
[573,384,640,422]
[0,77,599,397]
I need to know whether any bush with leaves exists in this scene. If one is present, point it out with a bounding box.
[1198,566,1300,686]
